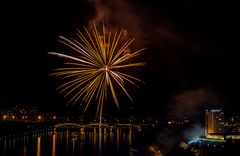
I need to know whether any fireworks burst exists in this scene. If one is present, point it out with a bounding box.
[48,22,145,118]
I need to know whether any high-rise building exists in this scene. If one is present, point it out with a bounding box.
[205,109,225,136]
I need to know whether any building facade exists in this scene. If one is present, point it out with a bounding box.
[205,109,225,136]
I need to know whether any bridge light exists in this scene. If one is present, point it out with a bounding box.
[3,115,7,119]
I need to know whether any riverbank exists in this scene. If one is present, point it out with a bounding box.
[0,121,55,140]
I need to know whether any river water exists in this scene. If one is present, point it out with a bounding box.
[0,128,143,156]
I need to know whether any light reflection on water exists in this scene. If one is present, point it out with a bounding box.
[37,136,41,156]
[0,128,135,156]
[52,133,56,156]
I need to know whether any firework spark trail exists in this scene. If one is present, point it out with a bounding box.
[48,22,145,119]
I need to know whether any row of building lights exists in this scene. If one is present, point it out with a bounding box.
[2,115,57,120]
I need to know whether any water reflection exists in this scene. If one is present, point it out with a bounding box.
[99,128,102,156]
[103,128,107,151]
[23,136,27,156]
[66,130,69,155]
[110,128,113,145]
[1,127,134,156]
[23,146,27,156]
[71,135,76,155]
[127,129,132,148]
[37,136,41,156]
[52,133,56,156]
[4,140,7,156]
[80,128,84,154]
[117,128,120,152]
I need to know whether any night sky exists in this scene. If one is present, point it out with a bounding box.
[1,0,239,120]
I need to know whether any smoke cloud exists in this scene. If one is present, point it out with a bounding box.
[153,127,181,156]
[168,85,220,120]
[87,0,191,48]
[183,123,204,142]
[88,0,141,30]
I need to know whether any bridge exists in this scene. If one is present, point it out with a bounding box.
[54,123,111,129]
[54,122,142,129]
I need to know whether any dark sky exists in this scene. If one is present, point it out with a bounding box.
[1,0,239,119]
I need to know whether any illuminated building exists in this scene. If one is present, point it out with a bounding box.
[225,115,240,134]
[205,109,225,136]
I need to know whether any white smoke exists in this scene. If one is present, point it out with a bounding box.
[183,123,204,142]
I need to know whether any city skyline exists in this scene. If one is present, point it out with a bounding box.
[1,0,240,119]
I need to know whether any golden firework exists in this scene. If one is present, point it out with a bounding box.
[49,22,145,118]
